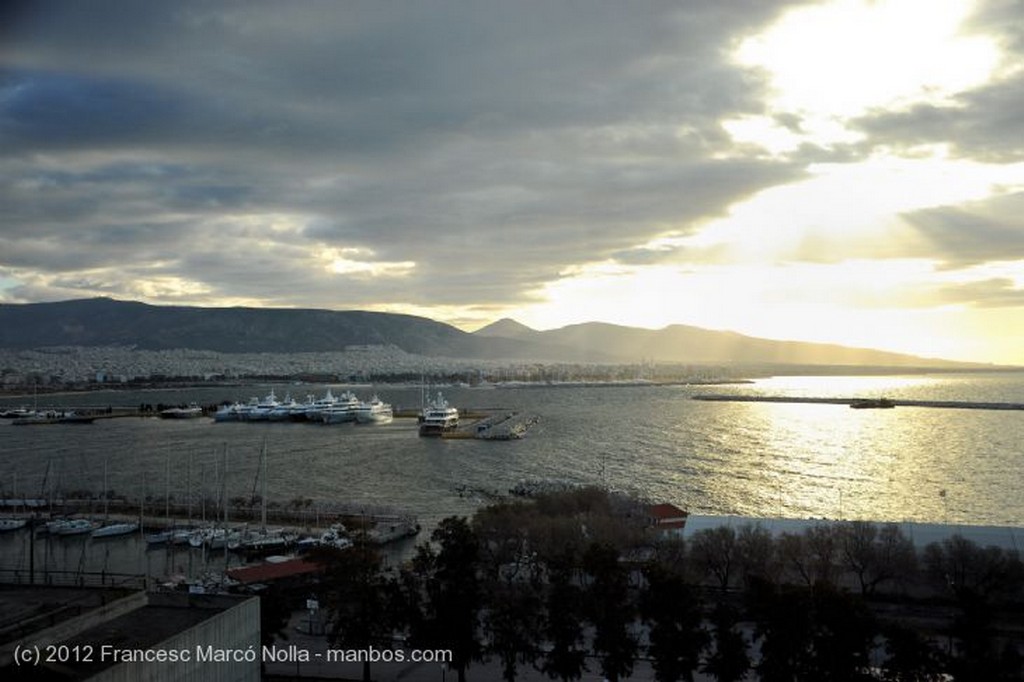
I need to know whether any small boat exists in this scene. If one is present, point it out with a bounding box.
[55,519,97,536]
[295,524,352,552]
[0,407,36,419]
[159,403,203,419]
[144,529,174,545]
[170,528,195,545]
[850,398,896,409]
[0,518,27,532]
[213,402,246,422]
[92,522,139,538]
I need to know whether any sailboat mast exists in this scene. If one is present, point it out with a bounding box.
[103,457,109,518]
[260,439,267,530]
[222,444,228,526]
[164,454,170,522]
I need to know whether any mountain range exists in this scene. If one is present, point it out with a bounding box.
[0,297,983,369]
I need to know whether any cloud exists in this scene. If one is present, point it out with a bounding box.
[933,278,1024,308]
[902,191,1024,268]
[1,0,1021,367]
[1,0,812,316]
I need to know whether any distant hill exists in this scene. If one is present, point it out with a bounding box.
[0,298,982,369]
[0,298,540,358]
[473,319,978,369]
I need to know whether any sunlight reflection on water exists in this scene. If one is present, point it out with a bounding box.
[1,372,1022,531]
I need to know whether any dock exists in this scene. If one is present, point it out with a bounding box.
[693,395,1024,411]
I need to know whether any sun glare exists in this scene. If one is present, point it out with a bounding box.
[731,0,1001,149]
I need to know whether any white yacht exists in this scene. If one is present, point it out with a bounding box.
[244,391,280,421]
[419,392,459,436]
[267,394,300,421]
[355,395,393,424]
[303,389,338,422]
[321,391,362,424]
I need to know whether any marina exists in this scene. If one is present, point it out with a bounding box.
[2,372,1024,581]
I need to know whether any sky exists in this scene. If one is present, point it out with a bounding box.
[1,1,1023,365]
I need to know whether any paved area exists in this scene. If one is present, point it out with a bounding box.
[262,610,716,681]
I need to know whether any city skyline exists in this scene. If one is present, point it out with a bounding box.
[2,1,1023,364]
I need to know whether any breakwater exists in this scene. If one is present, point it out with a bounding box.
[694,394,1024,410]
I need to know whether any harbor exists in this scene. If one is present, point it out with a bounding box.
[3,388,541,439]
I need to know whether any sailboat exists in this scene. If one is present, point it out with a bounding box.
[233,440,290,555]
[92,457,139,538]
[145,459,174,545]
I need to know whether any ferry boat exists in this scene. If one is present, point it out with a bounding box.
[418,392,459,436]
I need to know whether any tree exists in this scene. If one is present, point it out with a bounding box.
[485,576,544,681]
[583,543,639,682]
[410,517,484,682]
[735,524,776,588]
[259,582,294,675]
[880,622,948,682]
[839,522,916,596]
[746,577,814,682]
[690,526,737,592]
[808,585,877,682]
[702,601,750,682]
[315,544,394,682]
[541,553,588,682]
[640,565,708,682]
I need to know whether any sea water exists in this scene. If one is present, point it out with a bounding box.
[1,370,1022,577]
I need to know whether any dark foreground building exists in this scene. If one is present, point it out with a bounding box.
[0,586,260,681]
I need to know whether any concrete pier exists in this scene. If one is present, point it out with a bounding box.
[693,394,1024,411]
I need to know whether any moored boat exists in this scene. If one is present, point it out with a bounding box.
[419,392,459,436]
[0,518,27,532]
[92,522,139,538]
[355,395,393,424]
[55,519,97,536]
[159,403,203,419]
[321,391,361,424]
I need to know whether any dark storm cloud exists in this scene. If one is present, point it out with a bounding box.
[0,0,830,311]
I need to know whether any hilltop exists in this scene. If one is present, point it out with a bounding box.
[0,298,987,370]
